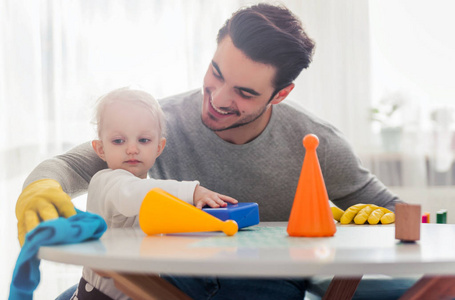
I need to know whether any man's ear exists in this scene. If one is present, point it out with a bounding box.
[156,137,167,158]
[92,140,106,161]
[270,83,295,105]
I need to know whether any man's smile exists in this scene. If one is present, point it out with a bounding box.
[208,92,239,117]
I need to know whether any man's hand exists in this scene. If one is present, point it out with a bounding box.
[16,179,76,246]
[193,185,238,209]
[331,204,395,225]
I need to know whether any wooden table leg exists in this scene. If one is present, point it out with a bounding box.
[99,271,192,300]
[399,275,455,300]
[322,276,362,300]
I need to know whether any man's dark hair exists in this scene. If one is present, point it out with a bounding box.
[217,3,315,92]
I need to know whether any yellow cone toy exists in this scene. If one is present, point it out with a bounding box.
[139,188,238,236]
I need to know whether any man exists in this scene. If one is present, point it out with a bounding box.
[17,3,413,299]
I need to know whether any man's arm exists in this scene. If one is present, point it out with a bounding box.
[320,133,404,212]
[24,142,107,196]
[16,142,107,246]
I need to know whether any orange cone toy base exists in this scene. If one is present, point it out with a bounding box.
[287,134,336,237]
[139,188,238,236]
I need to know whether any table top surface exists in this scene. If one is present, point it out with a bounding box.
[38,222,455,278]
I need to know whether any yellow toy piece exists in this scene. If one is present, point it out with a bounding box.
[139,188,238,236]
[333,204,395,225]
[16,179,76,246]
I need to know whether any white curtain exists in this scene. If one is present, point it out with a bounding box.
[293,0,372,150]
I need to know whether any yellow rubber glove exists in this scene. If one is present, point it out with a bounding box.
[331,206,344,221]
[331,204,395,225]
[16,179,76,246]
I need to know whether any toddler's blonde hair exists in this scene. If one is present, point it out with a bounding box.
[93,87,166,138]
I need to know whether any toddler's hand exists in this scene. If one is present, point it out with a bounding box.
[193,185,238,209]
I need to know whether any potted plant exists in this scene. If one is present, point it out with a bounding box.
[371,91,407,152]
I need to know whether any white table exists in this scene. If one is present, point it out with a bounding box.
[38,222,455,299]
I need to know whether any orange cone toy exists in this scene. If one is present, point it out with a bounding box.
[287,134,336,237]
[139,188,238,236]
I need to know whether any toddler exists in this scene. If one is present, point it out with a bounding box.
[72,87,237,299]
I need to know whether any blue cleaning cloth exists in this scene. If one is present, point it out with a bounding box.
[9,210,107,300]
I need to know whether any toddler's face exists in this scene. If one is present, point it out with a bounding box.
[95,101,165,179]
